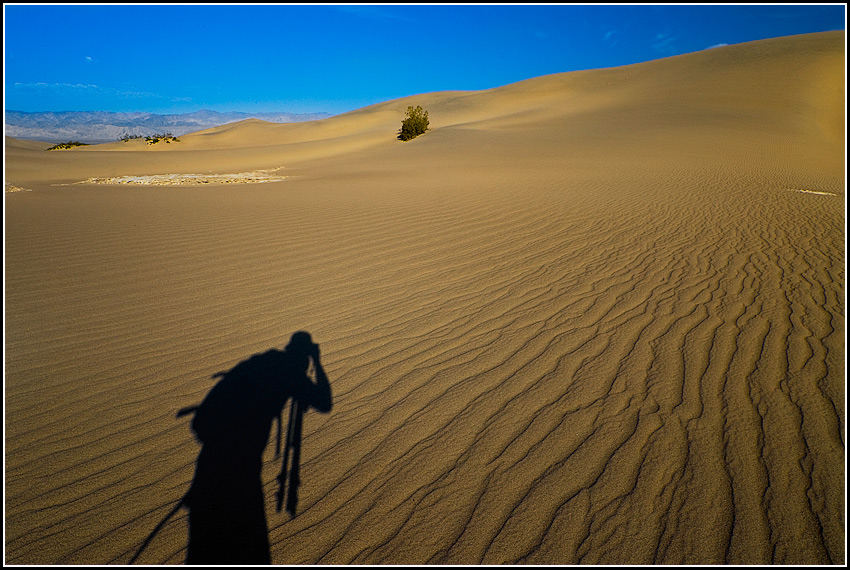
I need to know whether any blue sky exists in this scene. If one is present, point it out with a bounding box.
[3,3,846,115]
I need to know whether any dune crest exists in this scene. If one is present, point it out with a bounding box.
[4,31,844,565]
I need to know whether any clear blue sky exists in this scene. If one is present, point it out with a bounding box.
[3,3,845,115]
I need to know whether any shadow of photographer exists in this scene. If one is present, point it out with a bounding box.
[155,331,332,565]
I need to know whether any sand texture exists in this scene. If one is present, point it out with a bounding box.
[4,31,845,564]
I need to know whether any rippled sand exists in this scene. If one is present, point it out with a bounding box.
[4,31,844,565]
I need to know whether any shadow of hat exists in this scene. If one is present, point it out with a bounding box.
[285,331,314,354]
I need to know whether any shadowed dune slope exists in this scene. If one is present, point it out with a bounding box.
[4,31,845,565]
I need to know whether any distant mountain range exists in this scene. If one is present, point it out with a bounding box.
[4,109,334,143]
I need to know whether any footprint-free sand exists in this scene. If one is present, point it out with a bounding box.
[4,31,845,564]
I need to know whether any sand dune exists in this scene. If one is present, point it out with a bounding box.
[4,31,845,565]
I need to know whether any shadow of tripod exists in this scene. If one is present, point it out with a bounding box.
[277,395,302,515]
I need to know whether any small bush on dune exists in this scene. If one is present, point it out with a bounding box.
[145,133,180,145]
[46,141,89,151]
[398,105,429,141]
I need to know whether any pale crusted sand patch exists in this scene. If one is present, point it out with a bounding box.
[786,188,839,196]
[5,181,31,192]
[74,167,287,186]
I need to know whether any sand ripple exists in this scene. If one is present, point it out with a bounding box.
[5,171,844,565]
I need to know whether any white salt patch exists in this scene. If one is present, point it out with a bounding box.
[74,167,288,186]
[5,182,31,193]
[786,189,837,197]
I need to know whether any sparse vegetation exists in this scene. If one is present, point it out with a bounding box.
[46,141,89,151]
[398,105,429,141]
[145,133,180,145]
[119,134,145,142]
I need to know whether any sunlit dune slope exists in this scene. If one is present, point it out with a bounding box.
[7,31,844,183]
[4,31,845,566]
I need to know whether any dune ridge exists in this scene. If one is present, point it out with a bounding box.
[4,31,844,564]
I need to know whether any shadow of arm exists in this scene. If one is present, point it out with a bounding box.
[309,355,332,413]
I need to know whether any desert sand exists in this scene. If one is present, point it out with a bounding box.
[4,31,845,565]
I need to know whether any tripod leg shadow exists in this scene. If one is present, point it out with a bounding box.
[277,399,303,516]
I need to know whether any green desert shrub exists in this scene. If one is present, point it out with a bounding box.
[145,133,180,145]
[46,141,89,150]
[398,105,429,141]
